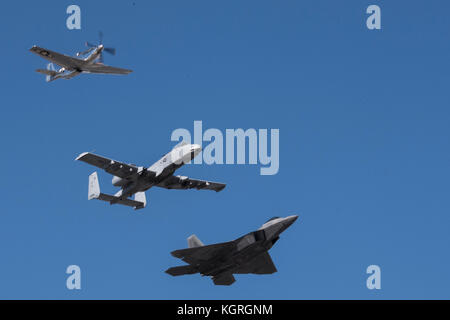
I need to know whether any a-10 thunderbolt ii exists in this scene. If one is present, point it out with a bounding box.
[166,215,298,285]
[75,141,226,210]
[29,38,132,82]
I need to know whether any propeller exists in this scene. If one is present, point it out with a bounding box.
[76,31,116,62]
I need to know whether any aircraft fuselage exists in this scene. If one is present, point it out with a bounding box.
[111,144,201,200]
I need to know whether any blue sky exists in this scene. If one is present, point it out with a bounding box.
[0,0,449,299]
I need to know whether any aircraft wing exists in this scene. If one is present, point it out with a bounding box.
[171,241,235,265]
[76,152,140,180]
[82,63,132,74]
[157,175,226,192]
[30,46,85,70]
[233,252,278,274]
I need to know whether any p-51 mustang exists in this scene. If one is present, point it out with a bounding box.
[29,44,132,82]
[76,142,226,210]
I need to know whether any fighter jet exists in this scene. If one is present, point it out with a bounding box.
[166,215,298,285]
[75,141,226,210]
[29,44,132,82]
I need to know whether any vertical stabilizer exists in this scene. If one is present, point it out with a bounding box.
[46,63,55,82]
[187,234,204,248]
[88,172,101,200]
[134,191,147,209]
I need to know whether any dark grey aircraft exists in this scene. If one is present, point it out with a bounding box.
[166,215,298,285]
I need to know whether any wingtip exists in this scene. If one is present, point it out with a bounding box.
[164,268,173,275]
[75,152,89,161]
[170,250,183,258]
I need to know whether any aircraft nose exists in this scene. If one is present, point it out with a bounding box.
[284,215,298,226]
[192,144,202,152]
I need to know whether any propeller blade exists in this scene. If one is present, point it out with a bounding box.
[84,32,111,61]
[104,47,116,55]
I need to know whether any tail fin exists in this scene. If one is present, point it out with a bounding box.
[35,63,57,82]
[165,265,198,276]
[134,191,147,209]
[88,172,146,210]
[88,172,101,200]
[187,234,204,248]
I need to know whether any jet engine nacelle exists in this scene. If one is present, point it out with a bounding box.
[178,176,190,186]
[112,175,127,187]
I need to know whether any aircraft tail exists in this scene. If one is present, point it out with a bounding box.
[212,273,236,286]
[165,265,198,276]
[134,191,147,208]
[88,172,146,210]
[88,171,101,200]
[187,234,204,248]
[36,63,57,82]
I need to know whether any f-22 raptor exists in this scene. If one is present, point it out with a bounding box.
[76,141,226,210]
[166,215,298,285]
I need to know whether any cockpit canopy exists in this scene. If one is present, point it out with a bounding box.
[266,217,280,223]
[173,140,189,149]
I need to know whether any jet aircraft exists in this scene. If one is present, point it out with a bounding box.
[166,215,298,285]
[75,141,226,210]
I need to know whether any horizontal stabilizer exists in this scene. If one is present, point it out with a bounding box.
[165,265,198,276]
[36,69,58,76]
[37,63,58,82]
[110,196,146,210]
[88,172,146,210]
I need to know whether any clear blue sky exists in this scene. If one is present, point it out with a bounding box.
[0,0,449,299]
